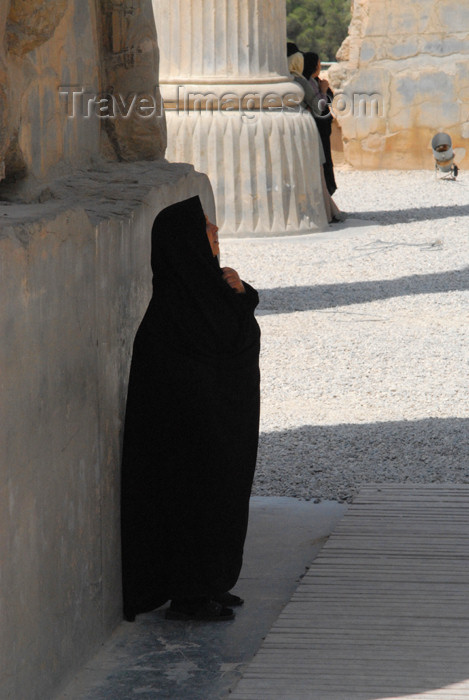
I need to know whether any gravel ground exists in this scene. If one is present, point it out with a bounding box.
[222,169,469,502]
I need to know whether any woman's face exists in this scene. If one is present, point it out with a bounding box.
[205,216,220,257]
[312,60,321,79]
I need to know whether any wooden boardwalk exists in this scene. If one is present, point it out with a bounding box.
[231,485,469,700]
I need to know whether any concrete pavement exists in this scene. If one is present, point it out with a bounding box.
[59,497,346,699]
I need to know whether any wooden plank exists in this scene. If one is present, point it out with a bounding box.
[230,485,469,700]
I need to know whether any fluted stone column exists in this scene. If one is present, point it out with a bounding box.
[153,0,327,236]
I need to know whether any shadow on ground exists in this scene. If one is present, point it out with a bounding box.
[349,201,469,225]
[257,267,469,314]
[254,417,469,502]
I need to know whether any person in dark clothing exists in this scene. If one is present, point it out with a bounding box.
[121,196,261,622]
[303,51,337,196]
[287,41,300,57]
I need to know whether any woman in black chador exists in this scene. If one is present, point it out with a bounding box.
[121,196,261,622]
[303,51,337,197]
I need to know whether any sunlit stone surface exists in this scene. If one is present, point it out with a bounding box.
[330,0,469,169]
[0,0,166,188]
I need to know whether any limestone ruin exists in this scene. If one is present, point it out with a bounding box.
[4,1,469,697]
[0,0,166,191]
[330,0,469,169]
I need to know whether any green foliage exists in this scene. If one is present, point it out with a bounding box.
[286,0,351,62]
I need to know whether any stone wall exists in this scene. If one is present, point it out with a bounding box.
[0,2,215,698]
[0,163,214,700]
[329,0,469,169]
[0,0,166,192]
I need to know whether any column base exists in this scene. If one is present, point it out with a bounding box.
[165,110,328,237]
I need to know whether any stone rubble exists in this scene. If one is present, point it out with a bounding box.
[222,169,469,502]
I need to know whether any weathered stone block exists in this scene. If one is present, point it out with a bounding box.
[388,38,420,60]
[0,2,10,180]
[361,132,387,153]
[0,0,167,186]
[437,3,469,33]
[7,0,68,56]
[99,0,166,162]
[0,162,214,700]
[360,41,376,63]
[331,0,469,169]
[0,209,102,700]
[366,4,422,36]
[422,36,469,57]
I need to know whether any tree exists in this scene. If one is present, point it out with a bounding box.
[286,0,351,62]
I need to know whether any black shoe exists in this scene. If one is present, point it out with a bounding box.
[165,597,235,621]
[213,591,244,607]
[123,607,136,622]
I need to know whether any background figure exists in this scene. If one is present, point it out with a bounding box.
[121,196,261,622]
[303,51,337,196]
[288,51,326,165]
[288,51,345,223]
[287,41,300,56]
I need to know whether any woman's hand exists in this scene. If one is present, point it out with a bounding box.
[222,267,245,294]
[318,78,329,93]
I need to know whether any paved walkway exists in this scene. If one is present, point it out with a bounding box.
[59,498,345,699]
[231,484,469,699]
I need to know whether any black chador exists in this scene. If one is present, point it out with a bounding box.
[121,196,261,621]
